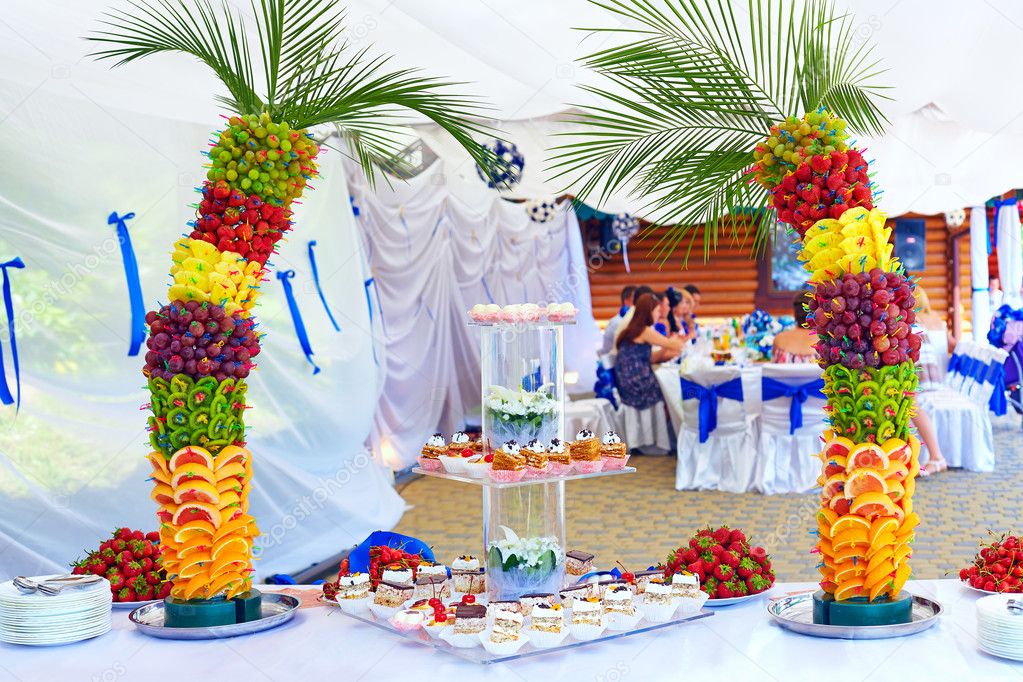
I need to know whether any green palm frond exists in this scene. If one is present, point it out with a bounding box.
[87,0,497,184]
[549,0,890,265]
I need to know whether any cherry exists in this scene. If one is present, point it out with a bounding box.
[461,594,475,604]
[434,613,447,623]
[460,448,474,458]
[428,597,441,607]
[621,571,635,583]
[483,454,494,463]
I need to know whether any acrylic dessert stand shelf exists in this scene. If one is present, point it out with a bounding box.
[332,602,712,665]
[410,466,636,488]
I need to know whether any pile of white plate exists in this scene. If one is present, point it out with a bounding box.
[976,594,1023,661]
[0,576,112,646]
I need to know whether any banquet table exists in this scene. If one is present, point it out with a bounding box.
[3,582,1021,681]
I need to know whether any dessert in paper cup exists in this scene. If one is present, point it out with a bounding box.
[527,602,569,648]
[388,608,426,633]
[333,572,372,614]
[438,454,467,475]
[335,594,371,615]
[479,608,527,655]
[638,578,677,623]
[568,596,605,640]
[599,430,630,470]
[602,584,642,630]
[463,455,491,478]
[369,580,412,620]
[546,438,572,475]
[488,440,527,482]
[441,603,487,648]
[677,589,709,615]
[570,429,604,473]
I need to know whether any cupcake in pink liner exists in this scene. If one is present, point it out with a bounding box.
[522,438,552,478]
[599,429,630,470]
[571,429,604,473]
[487,440,527,482]
[545,302,577,322]
[499,304,522,323]
[468,304,489,323]
[418,432,446,472]
[520,303,543,322]
[480,303,502,323]
[546,437,572,475]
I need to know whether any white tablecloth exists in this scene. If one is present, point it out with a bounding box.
[3,582,1019,681]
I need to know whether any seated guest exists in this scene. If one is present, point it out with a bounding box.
[615,294,688,409]
[665,287,698,340]
[653,291,671,335]
[772,292,817,363]
[612,285,655,350]
[600,285,636,356]
[913,287,952,387]
[682,283,701,333]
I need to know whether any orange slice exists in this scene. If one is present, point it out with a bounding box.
[817,538,834,558]
[173,502,222,528]
[907,456,920,480]
[182,571,211,600]
[173,520,215,543]
[865,560,895,589]
[908,434,921,459]
[834,577,866,601]
[831,515,870,537]
[156,504,176,525]
[173,479,220,505]
[850,492,897,520]
[845,470,887,498]
[822,455,847,478]
[821,473,846,502]
[891,505,906,525]
[884,461,909,482]
[891,562,912,594]
[216,477,243,495]
[176,552,212,579]
[205,571,242,597]
[213,536,250,560]
[869,517,899,544]
[216,462,246,481]
[903,475,916,500]
[170,463,216,488]
[214,445,248,470]
[867,547,894,572]
[898,512,921,535]
[177,535,213,558]
[817,508,839,528]
[170,445,214,471]
[217,490,241,510]
[214,514,255,541]
[868,577,891,602]
[148,451,170,477]
[226,578,252,600]
[834,562,866,583]
[886,481,906,502]
[834,546,867,564]
[846,443,889,472]
[832,528,870,552]
[901,497,914,516]
[893,543,912,567]
[867,533,896,556]
[825,436,855,459]
[150,483,175,506]
[211,552,249,577]
[881,438,912,465]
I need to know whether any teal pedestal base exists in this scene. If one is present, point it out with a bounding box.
[812,590,912,626]
[163,589,262,628]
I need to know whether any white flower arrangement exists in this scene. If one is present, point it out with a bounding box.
[484,384,558,423]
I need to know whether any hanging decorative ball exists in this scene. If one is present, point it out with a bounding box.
[612,212,640,242]
[476,139,525,190]
[524,198,559,223]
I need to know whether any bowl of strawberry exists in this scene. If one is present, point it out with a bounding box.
[71,527,171,608]
[661,526,776,604]
[958,533,1023,594]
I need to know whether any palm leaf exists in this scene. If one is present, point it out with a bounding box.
[87,0,497,185]
[549,0,890,266]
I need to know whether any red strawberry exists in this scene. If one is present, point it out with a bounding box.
[729,529,747,545]
[131,530,144,541]
[116,528,133,542]
[158,581,173,599]
[747,574,772,594]
[117,587,136,603]
[136,584,155,601]
[713,564,735,582]
[702,577,719,596]
[709,544,724,557]
[686,560,704,576]
[749,546,768,565]
[99,547,117,565]
[712,527,731,545]
[144,570,161,586]
[717,581,735,599]
[720,550,741,569]
[795,164,811,182]
[681,548,699,564]
[112,539,127,553]
[737,557,758,579]
[123,560,143,579]
[760,559,772,573]
[809,155,832,173]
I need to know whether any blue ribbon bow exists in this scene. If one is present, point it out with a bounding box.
[307,241,340,332]
[276,270,319,374]
[761,376,825,434]
[988,361,1008,416]
[0,258,25,410]
[108,212,146,356]
[948,353,962,375]
[680,376,744,443]
[594,361,618,409]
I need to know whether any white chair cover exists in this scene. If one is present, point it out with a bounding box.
[675,366,756,492]
[919,387,995,472]
[754,364,827,494]
[655,365,685,432]
[565,398,617,440]
[917,325,949,391]
[616,401,673,453]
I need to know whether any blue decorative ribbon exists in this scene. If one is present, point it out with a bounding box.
[948,353,962,375]
[276,270,319,374]
[988,361,1008,416]
[481,276,495,304]
[680,376,744,443]
[364,277,381,366]
[306,241,340,332]
[107,212,146,356]
[989,197,1019,253]
[0,258,25,410]
[761,377,825,434]
[594,360,618,409]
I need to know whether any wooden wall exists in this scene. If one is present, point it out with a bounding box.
[585,212,973,338]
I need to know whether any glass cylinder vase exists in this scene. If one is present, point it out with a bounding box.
[482,481,566,601]
[479,323,565,451]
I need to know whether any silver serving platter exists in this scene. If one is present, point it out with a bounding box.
[767,592,942,639]
[129,593,300,640]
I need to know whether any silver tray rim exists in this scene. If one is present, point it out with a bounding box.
[766,591,943,640]
[128,593,300,640]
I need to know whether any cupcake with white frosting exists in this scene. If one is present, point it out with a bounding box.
[547,437,572,475]
[600,429,629,470]
[571,429,603,473]
[417,433,446,472]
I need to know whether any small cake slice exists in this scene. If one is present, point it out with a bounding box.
[447,431,472,455]
[416,562,448,580]
[518,593,555,612]
[489,608,524,643]
[599,430,627,458]
[530,602,564,633]
[565,550,595,576]
[492,441,526,471]
[451,555,486,594]
[571,597,603,626]
[413,574,451,602]
[602,584,635,615]
[558,584,591,608]
[671,572,702,599]
[644,577,674,606]
[381,565,414,587]
[374,580,413,608]
[336,572,370,600]
[421,433,446,460]
[633,569,662,594]
[487,600,521,618]
[547,438,570,465]
[453,603,487,634]
[521,439,549,469]
[570,429,600,461]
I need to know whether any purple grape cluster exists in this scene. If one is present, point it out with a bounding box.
[807,269,923,369]
[143,300,261,381]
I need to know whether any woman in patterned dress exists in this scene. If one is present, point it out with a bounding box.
[615,294,688,409]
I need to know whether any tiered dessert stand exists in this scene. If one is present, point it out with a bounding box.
[337,317,712,663]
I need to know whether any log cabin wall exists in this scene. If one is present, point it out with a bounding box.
[585,212,972,339]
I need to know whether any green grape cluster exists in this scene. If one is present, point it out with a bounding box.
[206,112,320,206]
[753,109,851,189]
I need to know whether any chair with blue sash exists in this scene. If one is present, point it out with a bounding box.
[755,363,827,494]
[675,366,754,492]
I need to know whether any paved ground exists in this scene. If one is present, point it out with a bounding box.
[392,414,1023,581]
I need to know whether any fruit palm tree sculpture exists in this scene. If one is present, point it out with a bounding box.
[555,0,921,618]
[88,0,493,613]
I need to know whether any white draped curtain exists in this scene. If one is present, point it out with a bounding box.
[346,159,600,470]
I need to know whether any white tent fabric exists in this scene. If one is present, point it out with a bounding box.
[970,206,992,341]
[3,1,1023,216]
[0,78,401,578]
[347,158,600,469]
